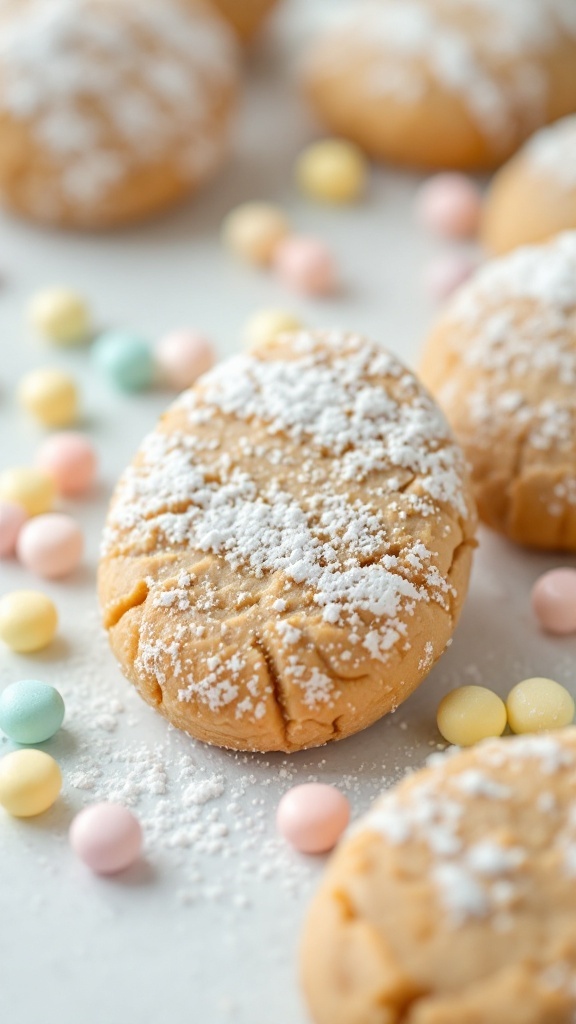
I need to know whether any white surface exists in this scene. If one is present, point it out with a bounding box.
[1,6,575,1024]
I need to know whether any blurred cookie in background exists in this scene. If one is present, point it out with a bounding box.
[0,0,240,229]
[482,115,576,254]
[207,0,278,44]
[303,0,576,171]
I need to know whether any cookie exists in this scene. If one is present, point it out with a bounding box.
[0,0,239,229]
[419,233,576,551]
[98,331,476,753]
[208,0,277,43]
[301,729,576,1024]
[304,0,576,171]
[483,116,576,254]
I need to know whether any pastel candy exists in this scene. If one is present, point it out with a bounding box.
[276,783,350,853]
[531,568,576,635]
[69,802,143,874]
[0,749,62,817]
[36,432,97,497]
[16,513,84,579]
[93,331,155,392]
[0,500,27,557]
[0,679,65,744]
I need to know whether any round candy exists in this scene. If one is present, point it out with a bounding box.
[36,432,97,497]
[506,677,575,734]
[155,330,216,391]
[16,513,83,579]
[18,368,79,428]
[437,685,507,747]
[415,174,482,239]
[222,202,291,266]
[0,679,65,744]
[273,236,338,296]
[0,590,58,653]
[69,802,143,875]
[243,309,304,350]
[29,288,91,346]
[531,568,576,635]
[0,500,27,558]
[0,749,62,817]
[92,331,155,392]
[0,467,55,516]
[276,783,350,854]
[423,253,478,301]
[296,139,367,204]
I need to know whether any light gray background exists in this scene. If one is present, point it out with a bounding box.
[1,4,575,1023]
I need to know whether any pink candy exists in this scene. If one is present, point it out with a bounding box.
[273,236,337,296]
[155,330,215,391]
[17,513,84,579]
[36,432,97,497]
[415,174,482,239]
[532,568,576,635]
[0,500,27,557]
[276,783,350,853]
[69,802,143,875]
[423,252,478,301]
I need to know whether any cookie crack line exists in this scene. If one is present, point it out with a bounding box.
[252,633,290,742]
[101,576,149,630]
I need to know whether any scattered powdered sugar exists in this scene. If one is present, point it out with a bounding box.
[310,0,576,148]
[0,0,238,212]
[525,114,576,190]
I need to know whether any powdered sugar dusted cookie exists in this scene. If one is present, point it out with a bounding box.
[302,729,576,1024]
[304,0,576,171]
[207,0,277,43]
[420,233,576,550]
[98,331,476,753]
[0,0,239,228]
[483,115,576,254]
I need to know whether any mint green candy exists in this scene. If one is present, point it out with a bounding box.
[92,331,155,392]
[0,679,65,744]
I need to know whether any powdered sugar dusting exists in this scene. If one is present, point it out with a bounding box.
[526,115,576,190]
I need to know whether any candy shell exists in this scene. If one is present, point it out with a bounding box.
[16,513,83,579]
[273,236,337,296]
[0,501,27,557]
[18,368,79,428]
[415,174,482,239]
[296,139,367,204]
[0,467,55,516]
[69,803,143,875]
[507,678,575,734]
[276,783,350,853]
[0,749,62,817]
[36,433,97,497]
[531,568,576,635]
[29,288,90,346]
[222,202,290,266]
[92,331,155,392]
[437,685,507,746]
[0,679,65,744]
[0,590,58,653]
[243,309,304,349]
[155,330,215,391]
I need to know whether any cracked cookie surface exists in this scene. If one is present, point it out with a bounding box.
[420,232,576,551]
[99,330,476,752]
[302,730,576,1024]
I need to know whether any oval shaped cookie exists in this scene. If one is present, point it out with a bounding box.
[420,232,576,550]
[304,0,576,171]
[99,331,476,752]
[0,0,239,228]
[302,729,576,1024]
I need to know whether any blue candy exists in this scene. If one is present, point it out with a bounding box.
[92,330,155,393]
[0,679,65,744]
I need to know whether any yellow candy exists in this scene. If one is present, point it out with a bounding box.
[296,139,368,204]
[18,367,78,427]
[29,288,91,346]
[0,590,58,653]
[243,309,304,349]
[222,202,291,266]
[437,685,507,747]
[0,749,62,817]
[507,677,575,734]
[0,467,55,516]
